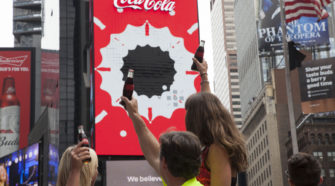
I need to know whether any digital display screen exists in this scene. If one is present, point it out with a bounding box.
[94,0,201,155]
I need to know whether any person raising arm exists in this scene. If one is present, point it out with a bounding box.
[193,57,210,93]
[121,96,203,186]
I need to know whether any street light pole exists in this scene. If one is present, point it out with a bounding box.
[279,0,299,154]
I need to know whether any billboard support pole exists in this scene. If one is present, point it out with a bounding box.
[279,0,299,154]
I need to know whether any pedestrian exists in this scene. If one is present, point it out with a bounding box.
[187,58,248,186]
[287,152,323,186]
[122,96,203,186]
[0,163,8,186]
[56,140,98,186]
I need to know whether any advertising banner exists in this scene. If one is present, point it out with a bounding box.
[0,48,34,157]
[106,160,162,186]
[41,50,59,145]
[94,0,200,155]
[257,0,329,52]
[299,58,335,114]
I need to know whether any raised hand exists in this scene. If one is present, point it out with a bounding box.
[70,140,91,171]
[193,57,208,75]
[121,96,139,119]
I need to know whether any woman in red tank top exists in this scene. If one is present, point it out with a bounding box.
[186,59,248,186]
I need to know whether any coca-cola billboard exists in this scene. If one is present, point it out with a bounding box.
[0,48,34,157]
[94,0,200,155]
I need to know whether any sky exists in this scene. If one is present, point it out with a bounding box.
[0,0,213,81]
[0,0,14,47]
[198,0,214,84]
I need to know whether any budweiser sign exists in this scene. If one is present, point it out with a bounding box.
[0,55,28,67]
[114,0,176,12]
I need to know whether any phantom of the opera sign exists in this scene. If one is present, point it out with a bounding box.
[94,0,200,155]
[257,0,329,52]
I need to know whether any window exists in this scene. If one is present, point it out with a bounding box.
[311,133,316,144]
[330,169,335,178]
[233,115,241,118]
[230,69,238,73]
[325,134,331,144]
[231,75,239,79]
[317,134,323,145]
[233,108,241,111]
[327,152,335,161]
[265,122,267,130]
[313,151,323,160]
[321,169,325,177]
[232,94,240,98]
[262,124,265,134]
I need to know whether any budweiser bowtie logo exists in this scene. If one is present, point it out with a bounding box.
[0,55,28,67]
[114,0,175,12]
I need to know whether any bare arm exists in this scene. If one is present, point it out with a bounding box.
[193,58,211,93]
[66,141,91,186]
[121,96,161,174]
[208,144,232,186]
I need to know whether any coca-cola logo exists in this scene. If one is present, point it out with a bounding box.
[0,55,28,67]
[114,0,175,12]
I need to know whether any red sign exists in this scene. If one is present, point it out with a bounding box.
[0,48,34,157]
[94,0,200,155]
[41,50,59,145]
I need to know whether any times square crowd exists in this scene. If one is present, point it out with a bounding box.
[55,58,323,186]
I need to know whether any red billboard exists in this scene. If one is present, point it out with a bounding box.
[0,48,34,157]
[94,0,200,155]
[41,50,59,146]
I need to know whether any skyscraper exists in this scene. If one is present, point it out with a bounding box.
[210,0,242,127]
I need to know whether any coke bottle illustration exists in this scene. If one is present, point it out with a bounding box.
[41,79,57,109]
[78,125,91,163]
[191,40,205,71]
[0,76,20,157]
[120,69,134,106]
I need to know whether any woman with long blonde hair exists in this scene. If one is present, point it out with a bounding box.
[57,140,98,186]
[186,58,248,186]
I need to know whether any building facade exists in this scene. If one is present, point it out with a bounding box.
[210,0,242,127]
[242,68,304,186]
[234,0,263,120]
[286,115,335,186]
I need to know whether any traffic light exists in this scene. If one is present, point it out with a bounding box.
[288,41,306,71]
